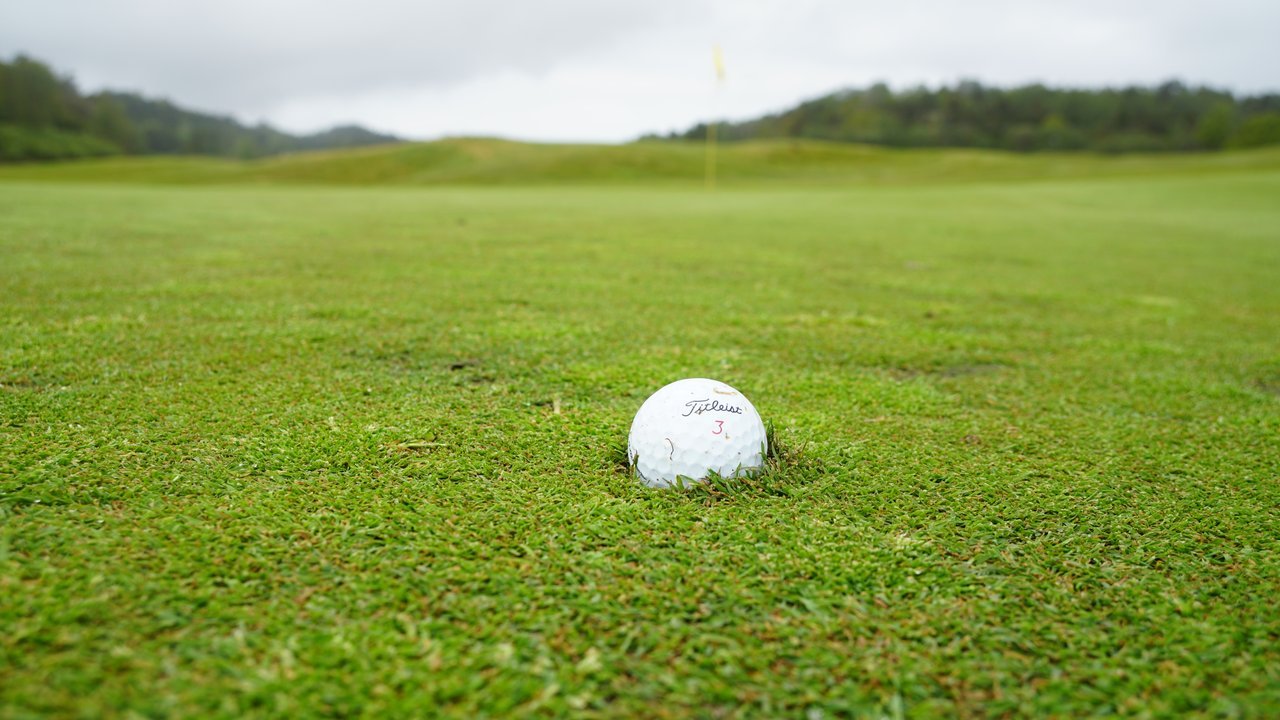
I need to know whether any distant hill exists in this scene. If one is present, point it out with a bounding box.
[99,91,401,159]
[0,54,401,162]
[658,81,1280,153]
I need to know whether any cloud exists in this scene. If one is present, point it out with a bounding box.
[2,0,1277,141]
[1,0,700,112]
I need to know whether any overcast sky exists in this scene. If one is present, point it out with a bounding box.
[3,0,1278,142]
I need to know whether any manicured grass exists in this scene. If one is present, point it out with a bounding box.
[2,151,1279,717]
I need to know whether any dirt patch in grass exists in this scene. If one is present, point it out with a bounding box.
[888,362,1009,381]
[1252,373,1280,397]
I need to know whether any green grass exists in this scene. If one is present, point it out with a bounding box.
[2,144,1279,717]
[3,137,1280,186]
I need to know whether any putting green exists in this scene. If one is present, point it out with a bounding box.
[2,146,1278,716]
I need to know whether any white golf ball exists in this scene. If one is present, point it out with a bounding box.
[627,378,768,488]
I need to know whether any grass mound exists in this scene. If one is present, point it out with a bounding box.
[3,136,1280,187]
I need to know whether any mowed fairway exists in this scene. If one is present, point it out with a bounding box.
[2,148,1279,717]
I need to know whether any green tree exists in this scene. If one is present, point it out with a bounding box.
[1196,102,1235,149]
[1229,113,1280,148]
[683,79,1280,154]
[1039,113,1085,150]
[1,55,65,126]
[88,94,139,152]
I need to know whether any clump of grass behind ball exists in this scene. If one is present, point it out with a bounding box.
[683,421,808,502]
[609,441,633,476]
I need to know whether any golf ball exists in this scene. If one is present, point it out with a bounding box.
[627,378,768,488]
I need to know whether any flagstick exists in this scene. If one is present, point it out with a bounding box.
[706,45,725,191]
[706,119,717,191]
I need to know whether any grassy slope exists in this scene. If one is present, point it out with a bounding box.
[1,149,1279,717]
[2,137,1280,186]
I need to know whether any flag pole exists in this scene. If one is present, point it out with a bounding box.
[706,118,717,191]
[706,45,726,191]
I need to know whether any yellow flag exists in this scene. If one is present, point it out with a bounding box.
[713,45,726,82]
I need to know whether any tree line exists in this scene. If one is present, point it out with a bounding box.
[0,54,399,162]
[663,80,1280,153]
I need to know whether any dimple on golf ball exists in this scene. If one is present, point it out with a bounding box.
[627,378,767,488]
